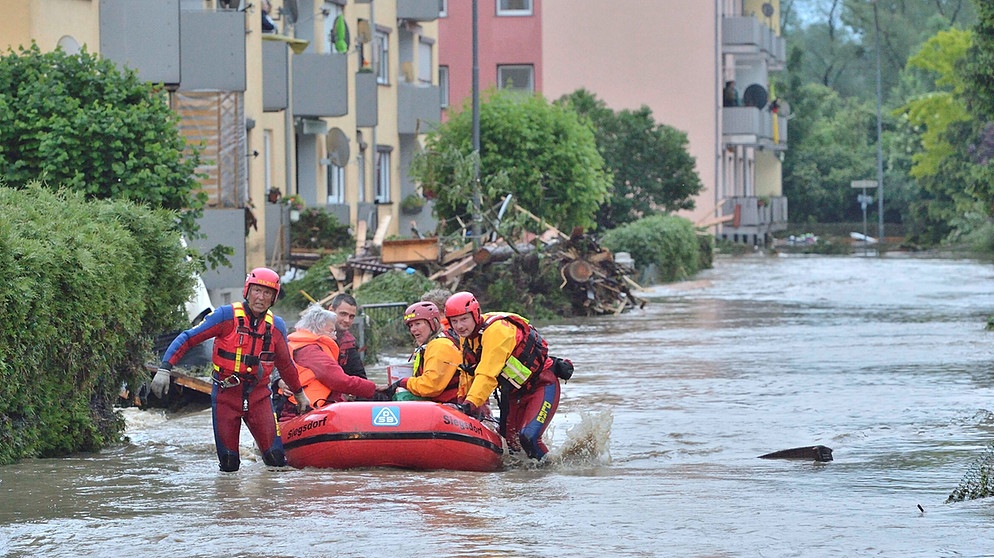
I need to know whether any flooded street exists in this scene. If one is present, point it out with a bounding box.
[4,254,994,557]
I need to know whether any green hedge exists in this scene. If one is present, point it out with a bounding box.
[0,185,193,464]
[600,214,706,283]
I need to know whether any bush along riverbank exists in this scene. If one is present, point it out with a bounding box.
[0,185,194,465]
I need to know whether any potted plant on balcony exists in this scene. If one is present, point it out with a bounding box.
[284,194,305,222]
[400,193,425,215]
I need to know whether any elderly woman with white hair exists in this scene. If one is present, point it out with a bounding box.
[275,304,383,417]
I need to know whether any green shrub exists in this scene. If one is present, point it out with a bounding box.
[278,252,351,311]
[0,184,192,464]
[289,207,352,250]
[600,214,702,283]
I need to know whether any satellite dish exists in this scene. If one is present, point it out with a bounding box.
[742,84,769,109]
[281,0,299,24]
[761,2,774,18]
[326,128,350,167]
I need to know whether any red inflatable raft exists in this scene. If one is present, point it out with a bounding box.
[280,401,505,472]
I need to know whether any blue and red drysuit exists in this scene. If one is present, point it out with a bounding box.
[160,302,304,472]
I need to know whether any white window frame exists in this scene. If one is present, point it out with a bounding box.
[438,0,447,17]
[497,0,532,16]
[439,65,449,108]
[327,163,345,204]
[418,39,433,85]
[497,64,534,93]
[375,31,390,85]
[375,147,391,204]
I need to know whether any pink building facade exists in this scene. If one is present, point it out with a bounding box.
[438,0,543,116]
[439,0,788,244]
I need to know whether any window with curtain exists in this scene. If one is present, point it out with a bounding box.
[497,64,534,92]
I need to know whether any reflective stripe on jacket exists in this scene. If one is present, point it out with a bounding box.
[461,312,549,406]
[212,302,274,383]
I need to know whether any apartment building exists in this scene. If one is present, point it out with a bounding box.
[439,0,788,245]
[1,0,442,301]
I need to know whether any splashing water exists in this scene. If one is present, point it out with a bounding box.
[545,410,613,466]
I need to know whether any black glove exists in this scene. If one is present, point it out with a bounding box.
[383,379,404,399]
[455,401,481,418]
[370,390,392,402]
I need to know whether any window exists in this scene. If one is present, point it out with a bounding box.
[497,0,532,16]
[375,147,392,204]
[375,31,390,85]
[327,163,345,204]
[438,0,447,17]
[498,65,534,93]
[439,65,449,108]
[418,39,433,84]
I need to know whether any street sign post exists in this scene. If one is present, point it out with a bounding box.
[852,180,879,252]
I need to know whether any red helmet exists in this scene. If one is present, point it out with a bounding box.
[403,301,441,329]
[445,291,481,324]
[243,267,281,299]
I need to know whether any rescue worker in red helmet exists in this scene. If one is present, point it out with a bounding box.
[378,300,463,403]
[152,267,311,472]
[445,291,561,460]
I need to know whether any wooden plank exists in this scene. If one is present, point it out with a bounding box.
[372,214,392,246]
[172,372,213,396]
[442,242,474,264]
[514,205,568,240]
[429,255,475,281]
[381,237,439,264]
[354,220,368,255]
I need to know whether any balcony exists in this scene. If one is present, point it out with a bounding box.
[719,196,788,245]
[397,0,440,21]
[397,83,441,134]
[722,16,786,70]
[292,53,348,118]
[723,106,787,151]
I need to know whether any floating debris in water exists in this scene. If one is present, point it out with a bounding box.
[947,441,994,503]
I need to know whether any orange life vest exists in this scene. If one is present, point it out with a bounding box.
[462,312,548,390]
[287,330,341,406]
[212,302,275,384]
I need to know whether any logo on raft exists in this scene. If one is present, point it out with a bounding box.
[443,413,483,435]
[372,406,401,427]
[284,416,328,439]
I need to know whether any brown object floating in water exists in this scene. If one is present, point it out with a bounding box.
[759,445,833,462]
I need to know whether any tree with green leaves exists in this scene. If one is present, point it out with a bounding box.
[0,44,205,225]
[557,89,703,230]
[410,88,610,232]
[782,82,879,223]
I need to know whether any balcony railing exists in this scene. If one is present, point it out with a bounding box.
[722,16,786,69]
[720,196,788,233]
[723,106,787,150]
[397,0,440,21]
[397,83,441,134]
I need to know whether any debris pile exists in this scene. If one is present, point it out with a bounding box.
[293,202,646,315]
